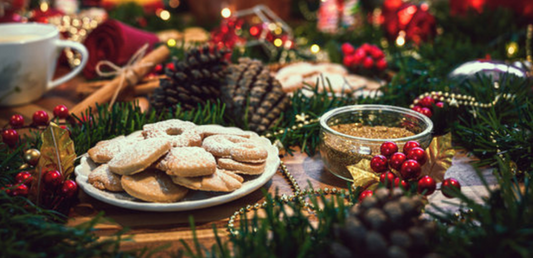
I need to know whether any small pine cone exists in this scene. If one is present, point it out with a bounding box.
[222,58,290,133]
[151,45,229,112]
[329,188,439,258]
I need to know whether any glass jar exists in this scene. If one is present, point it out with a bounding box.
[319,105,433,181]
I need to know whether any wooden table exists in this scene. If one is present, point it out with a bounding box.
[0,67,491,256]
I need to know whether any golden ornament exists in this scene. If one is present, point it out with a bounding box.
[347,159,380,189]
[19,163,31,170]
[23,149,41,166]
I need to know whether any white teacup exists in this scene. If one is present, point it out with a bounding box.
[0,23,88,106]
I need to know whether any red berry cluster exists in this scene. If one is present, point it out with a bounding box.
[411,94,444,118]
[2,105,71,148]
[341,43,387,71]
[360,141,461,200]
[3,169,78,205]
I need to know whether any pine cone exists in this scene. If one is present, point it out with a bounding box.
[151,45,229,111]
[223,58,290,133]
[329,188,440,258]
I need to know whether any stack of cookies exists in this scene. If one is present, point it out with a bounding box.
[86,120,269,203]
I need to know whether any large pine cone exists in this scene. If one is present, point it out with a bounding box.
[329,188,440,258]
[151,45,229,111]
[223,58,290,133]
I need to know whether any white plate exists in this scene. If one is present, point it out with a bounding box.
[75,127,279,212]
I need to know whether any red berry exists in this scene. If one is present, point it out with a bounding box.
[389,152,407,171]
[153,64,163,73]
[417,176,436,195]
[11,184,28,197]
[370,155,388,173]
[419,96,435,108]
[361,43,372,52]
[60,180,78,198]
[341,43,355,55]
[407,147,427,165]
[166,62,175,71]
[2,129,19,148]
[380,171,397,189]
[403,141,421,154]
[412,105,423,113]
[53,105,69,119]
[353,48,366,64]
[420,107,433,118]
[15,171,33,187]
[9,114,24,128]
[343,55,355,67]
[442,178,461,198]
[435,102,444,108]
[363,56,374,69]
[380,141,399,157]
[400,159,421,180]
[2,184,13,195]
[43,170,63,190]
[358,189,374,202]
[32,110,49,126]
[369,45,384,59]
[376,58,387,70]
[395,177,410,189]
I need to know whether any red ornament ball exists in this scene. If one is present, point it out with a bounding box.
[441,178,461,198]
[412,105,423,113]
[419,96,435,108]
[15,171,33,187]
[400,159,421,180]
[353,48,366,64]
[435,102,444,108]
[363,57,374,69]
[60,180,78,198]
[394,177,410,189]
[43,170,63,190]
[389,152,407,171]
[407,147,427,165]
[2,129,19,148]
[370,155,389,173]
[53,105,70,119]
[403,141,421,154]
[2,184,13,195]
[420,107,433,118]
[417,176,436,195]
[341,43,355,55]
[11,184,29,197]
[32,110,49,126]
[359,190,374,202]
[343,55,355,67]
[9,114,24,128]
[380,141,398,157]
[380,171,397,189]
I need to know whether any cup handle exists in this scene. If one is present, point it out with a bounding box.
[48,40,88,89]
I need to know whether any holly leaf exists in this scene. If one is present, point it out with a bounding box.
[421,132,455,182]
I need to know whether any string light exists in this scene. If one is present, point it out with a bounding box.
[506,42,518,57]
[40,1,49,12]
[159,10,171,21]
[310,44,320,54]
[273,38,283,47]
[221,7,231,18]
[396,30,406,46]
[167,38,177,47]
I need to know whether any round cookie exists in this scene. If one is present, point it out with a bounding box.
[109,138,171,175]
[143,119,202,147]
[196,125,252,139]
[121,169,189,203]
[202,135,249,157]
[88,164,124,192]
[217,158,266,175]
[87,136,126,163]
[159,147,216,177]
[171,169,243,192]
[230,142,268,163]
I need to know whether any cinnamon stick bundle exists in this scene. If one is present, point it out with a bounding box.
[70,45,170,116]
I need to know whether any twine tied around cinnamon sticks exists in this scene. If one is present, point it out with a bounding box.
[95,43,152,110]
[70,44,170,116]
